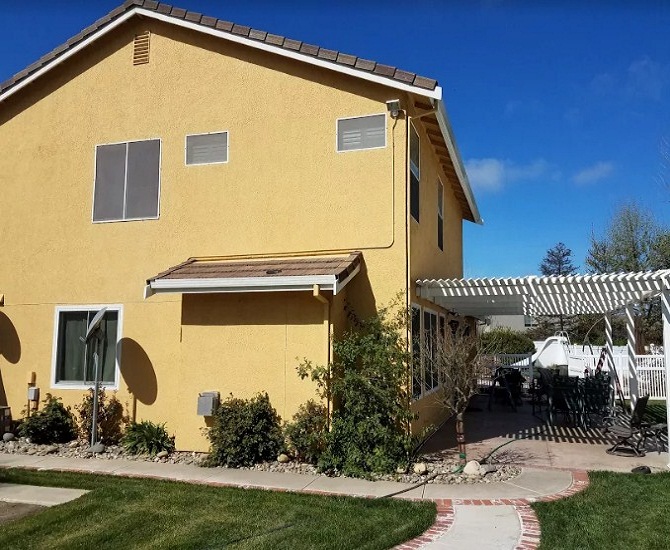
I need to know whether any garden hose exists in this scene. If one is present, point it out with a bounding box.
[377,464,464,499]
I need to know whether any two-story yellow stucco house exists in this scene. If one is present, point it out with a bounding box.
[0,1,481,451]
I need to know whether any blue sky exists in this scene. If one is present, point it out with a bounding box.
[2,1,669,277]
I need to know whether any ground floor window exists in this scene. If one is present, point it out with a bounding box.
[412,305,450,400]
[52,306,121,387]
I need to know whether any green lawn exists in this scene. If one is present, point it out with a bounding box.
[533,471,670,550]
[0,469,435,550]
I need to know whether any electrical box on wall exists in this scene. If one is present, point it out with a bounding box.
[27,387,40,402]
[197,392,220,416]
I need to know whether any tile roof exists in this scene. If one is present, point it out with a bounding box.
[0,0,439,96]
[148,252,362,283]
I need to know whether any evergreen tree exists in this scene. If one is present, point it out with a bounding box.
[539,242,578,332]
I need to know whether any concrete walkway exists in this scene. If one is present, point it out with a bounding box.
[0,483,87,507]
[0,453,582,549]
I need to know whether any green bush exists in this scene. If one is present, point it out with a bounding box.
[284,400,328,464]
[122,421,175,456]
[480,327,536,355]
[75,388,128,445]
[206,393,284,468]
[298,302,415,478]
[18,394,77,444]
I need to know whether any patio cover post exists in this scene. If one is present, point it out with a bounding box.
[662,288,670,468]
[605,313,614,394]
[625,304,639,410]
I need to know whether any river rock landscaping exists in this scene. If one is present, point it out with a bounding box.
[0,435,520,484]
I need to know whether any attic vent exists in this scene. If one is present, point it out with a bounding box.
[133,31,150,65]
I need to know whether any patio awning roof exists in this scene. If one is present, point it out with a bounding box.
[417,270,670,318]
[145,252,361,298]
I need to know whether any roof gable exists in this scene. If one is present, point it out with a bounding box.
[0,0,441,102]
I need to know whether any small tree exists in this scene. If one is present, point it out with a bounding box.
[429,324,489,466]
[297,301,415,477]
[539,242,578,332]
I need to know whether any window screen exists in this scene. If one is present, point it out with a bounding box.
[93,139,160,222]
[410,123,420,221]
[337,114,386,152]
[411,307,422,399]
[55,310,118,385]
[186,132,228,165]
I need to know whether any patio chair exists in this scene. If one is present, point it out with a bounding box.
[531,367,554,419]
[604,395,650,457]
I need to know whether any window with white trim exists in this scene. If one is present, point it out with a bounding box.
[437,180,444,250]
[423,310,439,392]
[186,132,229,165]
[410,123,420,221]
[53,307,120,386]
[93,139,160,222]
[337,114,386,152]
[411,305,422,399]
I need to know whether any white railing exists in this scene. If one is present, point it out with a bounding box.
[482,352,667,399]
[565,353,666,400]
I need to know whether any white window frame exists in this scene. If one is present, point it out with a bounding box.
[410,121,420,222]
[411,303,423,400]
[422,307,440,396]
[335,113,387,153]
[437,178,444,251]
[50,304,123,390]
[91,138,162,224]
[184,131,230,166]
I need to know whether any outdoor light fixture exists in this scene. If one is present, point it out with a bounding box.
[386,99,401,118]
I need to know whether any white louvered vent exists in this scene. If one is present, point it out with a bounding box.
[133,31,150,65]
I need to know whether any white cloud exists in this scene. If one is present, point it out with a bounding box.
[465,157,555,192]
[571,161,614,185]
[626,57,666,101]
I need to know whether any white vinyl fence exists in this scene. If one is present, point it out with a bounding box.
[481,353,666,399]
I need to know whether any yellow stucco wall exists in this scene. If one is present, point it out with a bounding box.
[0,18,422,450]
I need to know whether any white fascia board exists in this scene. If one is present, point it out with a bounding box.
[0,7,443,104]
[0,10,137,103]
[148,274,338,295]
[334,264,360,295]
[435,100,483,225]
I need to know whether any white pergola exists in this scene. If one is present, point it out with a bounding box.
[417,270,670,465]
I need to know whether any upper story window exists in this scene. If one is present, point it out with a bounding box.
[186,132,229,165]
[410,123,420,222]
[337,114,386,152]
[93,139,161,222]
[437,179,444,250]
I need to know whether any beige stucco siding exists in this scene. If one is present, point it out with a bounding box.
[0,18,412,450]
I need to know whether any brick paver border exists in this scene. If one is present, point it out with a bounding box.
[395,469,590,550]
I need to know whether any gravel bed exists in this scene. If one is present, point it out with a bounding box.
[0,438,520,484]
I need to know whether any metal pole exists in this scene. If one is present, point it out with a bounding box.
[90,338,100,447]
[661,289,670,469]
[625,304,638,410]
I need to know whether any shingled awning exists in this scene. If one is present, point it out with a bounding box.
[145,252,361,297]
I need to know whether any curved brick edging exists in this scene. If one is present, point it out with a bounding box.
[396,469,590,550]
[394,503,455,550]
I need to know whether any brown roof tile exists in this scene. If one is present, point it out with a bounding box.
[249,29,268,41]
[231,24,251,36]
[184,11,202,23]
[148,252,362,284]
[0,1,439,98]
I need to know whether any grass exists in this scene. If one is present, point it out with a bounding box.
[0,469,435,549]
[534,471,670,549]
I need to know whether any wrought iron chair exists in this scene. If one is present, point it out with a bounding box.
[604,395,650,456]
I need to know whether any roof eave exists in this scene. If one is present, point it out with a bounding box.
[434,100,483,225]
[0,6,443,105]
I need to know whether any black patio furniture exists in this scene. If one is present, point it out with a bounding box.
[640,423,667,454]
[488,366,524,412]
[604,394,650,457]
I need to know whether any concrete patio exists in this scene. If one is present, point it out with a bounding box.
[421,393,669,473]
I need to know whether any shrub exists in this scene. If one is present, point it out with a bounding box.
[480,327,536,355]
[284,400,328,464]
[75,388,128,445]
[18,394,77,444]
[207,393,284,468]
[122,421,175,456]
[298,302,415,477]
